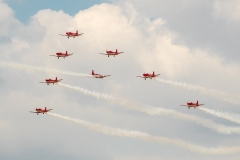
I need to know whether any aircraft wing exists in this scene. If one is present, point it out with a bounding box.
[68,53,74,56]
[39,82,47,83]
[87,76,95,78]
[155,74,161,77]
[49,55,58,57]
[78,33,84,36]
[118,52,124,54]
[47,109,53,112]
[103,75,111,78]
[29,111,38,113]
[180,104,187,106]
[59,34,67,36]
[198,104,204,106]
[136,76,145,78]
[99,53,108,55]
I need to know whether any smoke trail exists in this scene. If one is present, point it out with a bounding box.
[199,107,240,125]
[155,78,240,105]
[48,112,240,154]
[0,62,89,77]
[58,83,240,135]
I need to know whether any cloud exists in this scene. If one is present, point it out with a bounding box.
[1,1,240,159]
[214,0,240,21]
[57,82,240,135]
[0,1,14,23]
[113,0,240,63]
[49,112,240,155]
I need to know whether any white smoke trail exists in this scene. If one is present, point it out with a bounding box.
[0,62,89,77]
[48,112,240,155]
[58,83,240,135]
[155,78,240,105]
[199,107,240,125]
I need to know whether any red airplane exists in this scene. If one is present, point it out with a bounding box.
[136,71,160,80]
[49,51,73,59]
[99,49,124,57]
[88,70,111,79]
[59,30,83,38]
[180,100,204,109]
[39,77,62,85]
[29,107,52,115]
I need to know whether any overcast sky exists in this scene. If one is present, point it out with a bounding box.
[1,0,240,159]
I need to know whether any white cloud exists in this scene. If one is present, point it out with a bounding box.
[214,0,240,21]
[10,37,30,52]
[1,1,240,159]
[138,30,240,86]
[0,1,13,21]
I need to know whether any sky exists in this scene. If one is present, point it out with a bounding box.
[1,0,240,159]
[6,0,107,23]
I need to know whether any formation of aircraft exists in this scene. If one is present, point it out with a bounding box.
[136,71,161,80]
[180,100,204,109]
[39,77,62,85]
[59,30,84,38]
[29,107,52,115]
[32,29,207,116]
[50,51,73,59]
[89,70,111,79]
[99,49,124,57]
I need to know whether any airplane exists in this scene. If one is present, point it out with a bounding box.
[39,77,62,85]
[99,49,124,57]
[180,100,204,109]
[89,70,111,79]
[29,107,52,115]
[136,71,160,80]
[49,51,73,59]
[59,30,84,38]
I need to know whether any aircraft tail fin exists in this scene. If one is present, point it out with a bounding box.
[197,100,198,105]
[92,70,94,75]
[153,71,155,76]
[66,51,68,55]
[116,49,118,53]
[76,30,78,34]
[56,77,57,81]
[45,107,47,111]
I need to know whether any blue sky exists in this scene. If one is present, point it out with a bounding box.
[6,0,108,23]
